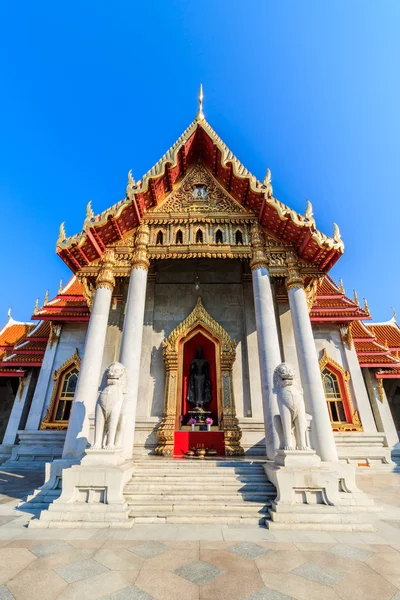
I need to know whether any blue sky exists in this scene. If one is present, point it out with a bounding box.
[1,1,399,323]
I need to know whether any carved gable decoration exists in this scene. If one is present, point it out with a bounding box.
[151,163,253,216]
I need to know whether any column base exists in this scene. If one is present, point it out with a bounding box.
[29,458,134,528]
[264,458,380,531]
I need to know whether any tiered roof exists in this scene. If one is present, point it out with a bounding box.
[360,316,400,378]
[310,276,369,323]
[56,90,344,274]
[33,277,90,323]
[0,314,37,376]
[352,320,400,374]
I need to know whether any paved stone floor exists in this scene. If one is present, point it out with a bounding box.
[0,468,399,600]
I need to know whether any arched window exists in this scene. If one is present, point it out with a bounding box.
[319,348,362,431]
[215,229,223,244]
[156,231,163,245]
[235,230,243,245]
[54,367,78,422]
[195,229,203,244]
[176,230,183,244]
[40,349,81,430]
[322,368,346,423]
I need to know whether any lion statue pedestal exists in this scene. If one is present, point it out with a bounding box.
[263,363,375,532]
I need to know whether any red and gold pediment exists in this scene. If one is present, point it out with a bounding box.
[56,101,344,274]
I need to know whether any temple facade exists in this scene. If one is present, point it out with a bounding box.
[0,90,399,527]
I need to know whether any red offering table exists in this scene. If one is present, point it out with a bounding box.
[174,431,225,456]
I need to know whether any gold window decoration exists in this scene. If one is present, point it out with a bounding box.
[40,349,81,430]
[319,348,362,432]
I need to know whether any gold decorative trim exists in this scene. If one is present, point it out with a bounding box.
[286,255,304,290]
[319,348,362,431]
[250,222,268,271]
[131,223,150,271]
[40,348,81,430]
[96,249,116,291]
[339,323,353,350]
[49,322,62,349]
[155,297,243,456]
[17,377,25,402]
[377,378,385,403]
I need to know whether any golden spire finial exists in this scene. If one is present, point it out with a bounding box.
[7,308,11,321]
[333,222,342,243]
[58,279,63,294]
[196,84,205,121]
[363,297,370,316]
[353,289,360,306]
[44,290,49,306]
[339,278,345,294]
[33,298,39,316]
[305,200,314,221]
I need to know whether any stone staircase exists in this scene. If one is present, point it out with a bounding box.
[124,458,276,525]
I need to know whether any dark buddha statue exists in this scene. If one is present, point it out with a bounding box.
[187,347,212,408]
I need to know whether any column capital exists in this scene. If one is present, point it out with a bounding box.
[96,249,116,291]
[285,254,304,290]
[131,222,150,271]
[250,222,268,271]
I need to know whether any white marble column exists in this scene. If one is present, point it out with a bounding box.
[25,326,61,430]
[119,223,150,460]
[286,264,338,462]
[2,372,33,446]
[63,251,115,459]
[250,224,281,459]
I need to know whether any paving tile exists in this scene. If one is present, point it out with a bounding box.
[384,521,400,530]
[329,544,374,562]
[0,548,36,584]
[6,568,68,600]
[94,548,144,572]
[175,560,225,584]
[25,548,96,571]
[228,542,271,559]
[0,585,14,600]
[246,589,295,600]
[255,550,307,573]
[57,570,138,600]
[29,541,72,558]
[100,586,154,600]
[334,568,397,600]
[128,541,171,559]
[200,570,265,600]
[57,558,109,583]
[200,548,259,575]
[136,569,199,600]
[291,562,345,586]
[259,572,342,600]
[365,552,400,588]
[390,592,400,600]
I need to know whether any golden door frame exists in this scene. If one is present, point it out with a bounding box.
[155,297,243,456]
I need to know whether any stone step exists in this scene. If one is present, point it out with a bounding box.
[132,467,266,475]
[124,483,273,493]
[266,521,374,531]
[124,493,273,503]
[132,460,265,468]
[128,503,269,514]
[129,475,268,483]
[129,514,267,525]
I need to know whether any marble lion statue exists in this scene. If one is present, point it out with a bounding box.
[273,362,310,451]
[92,362,126,450]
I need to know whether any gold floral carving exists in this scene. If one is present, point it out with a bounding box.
[305,276,324,312]
[40,349,81,430]
[131,223,150,270]
[155,297,243,456]
[17,377,25,402]
[80,276,95,311]
[285,254,304,290]
[319,348,362,432]
[152,163,250,216]
[96,249,116,291]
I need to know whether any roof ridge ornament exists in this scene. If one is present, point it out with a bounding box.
[33,298,39,316]
[392,307,397,320]
[57,222,66,246]
[364,297,370,316]
[84,201,95,227]
[339,278,345,294]
[196,84,205,121]
[333,222,342,243]
[44,290,49,306]
[7,308,11,321]
[263,168,273,198]
[126,170,136,201]
[58,280,63,294]
[353,289,360,306]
